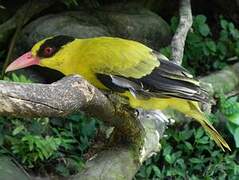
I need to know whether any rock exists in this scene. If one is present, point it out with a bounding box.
[15,11,110,55]
[16,5,171,54]
[0,156,29,180]
[98,3,172,49]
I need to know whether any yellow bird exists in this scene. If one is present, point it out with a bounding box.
[6,35,230,151]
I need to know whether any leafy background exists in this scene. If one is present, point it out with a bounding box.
[1,0,239,179]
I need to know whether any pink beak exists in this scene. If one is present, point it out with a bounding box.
[5,52,40,73]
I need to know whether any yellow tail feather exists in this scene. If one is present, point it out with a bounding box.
[200,118,231,151]
[187,102,231,151]
[125,93,231,151]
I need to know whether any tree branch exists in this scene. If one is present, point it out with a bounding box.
[0,75,167,179]
[0,75,114,123]
[200,63,239,95]
[170,0,192,65]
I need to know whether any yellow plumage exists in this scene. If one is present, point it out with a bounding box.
[125,92,229,150]
[11,36,230,151]
[32,37,160,87]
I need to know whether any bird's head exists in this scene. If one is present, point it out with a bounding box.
[5,35,75,73]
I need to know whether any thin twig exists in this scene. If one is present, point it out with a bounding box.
[0,5,5,9]
[1,1,32,79]
[170,0,192,65]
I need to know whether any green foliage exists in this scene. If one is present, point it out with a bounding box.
[11,132,62,166]
[4,73,32,83]
[0,113,98,176]
[218,93,239,147]
[136,123,239,179]
[161,15,239,76]
[136,15,239,179]
[135,92,239,179]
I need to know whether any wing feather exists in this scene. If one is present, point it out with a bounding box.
[85,38,208,103]
[96,51,209,103]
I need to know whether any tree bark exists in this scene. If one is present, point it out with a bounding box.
[0,75,114,122]
[170,0,192,65]
[200,63,239,95]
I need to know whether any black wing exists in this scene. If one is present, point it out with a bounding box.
[96,58,209,103]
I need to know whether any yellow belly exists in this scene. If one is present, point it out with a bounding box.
[121,91,198,114]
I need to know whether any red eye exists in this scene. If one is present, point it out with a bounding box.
[44,47,54,57]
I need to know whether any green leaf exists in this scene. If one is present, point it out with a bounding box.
[184,141,193,150]
[189,157,203,164]
[206,41,216,52]
[146,165,152,177]
[187,33,202,43]
[195,15,207,25]
[176,158,185,169]
[231,127,239,148]
[163,144,172,156]
[179,130,193,141]
[227,112,239,125]
[195,128,204,139]
[220,19,228,30]
[165,154,172,164]
[5,73,32,83]
[165,154,176,164]
[12,73,19,82]
[197,136,209,144]
[29,139,34,151]
[36,149,44,161]
[12,125,25,135]
[81,119,97,137]
[228,23,236,35]
[199,24,210,37]
[152,165,161,177]
[219,30,229,41]
[211,150,220,157]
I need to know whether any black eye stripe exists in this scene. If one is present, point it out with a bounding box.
[37,35,75,58]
